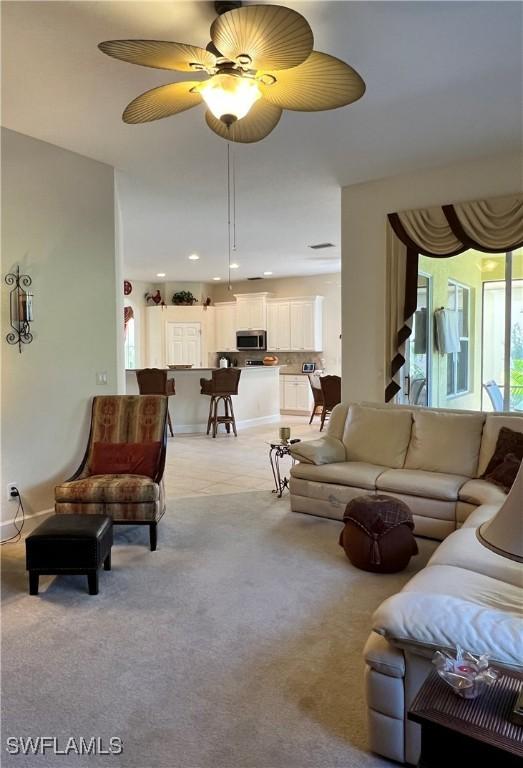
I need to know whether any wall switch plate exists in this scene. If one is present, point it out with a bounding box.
[96,371,108,385]
[7,483,18,501]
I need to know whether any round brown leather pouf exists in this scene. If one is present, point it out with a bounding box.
[339,494,418,573]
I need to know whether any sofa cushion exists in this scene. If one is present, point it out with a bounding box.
[404,410,485,476]
[289,436,346,466]
[55,475,159,504]
[372,565,523,668]
[363,632,405,678]
[326,403,349,440]
[342,405,412,469]
[461,504,499,529]
[376,469,468,501]
[427,528,523,588]
[458,478,507,506]
[477,414,523,476]
[290,461,387,490]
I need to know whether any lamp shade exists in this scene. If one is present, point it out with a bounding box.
[476,463,523,562]
[199,74,261,125]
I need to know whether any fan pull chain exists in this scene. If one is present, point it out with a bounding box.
[232,142,237,253]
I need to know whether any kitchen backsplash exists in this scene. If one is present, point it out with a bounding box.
[215,351,328,374]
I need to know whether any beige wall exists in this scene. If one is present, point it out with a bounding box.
[1,129,117,530]
[212,274,342,374]
[341,153,523,403]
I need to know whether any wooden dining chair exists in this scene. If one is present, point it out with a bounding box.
[319,375,342,431]
[307,373,324,424]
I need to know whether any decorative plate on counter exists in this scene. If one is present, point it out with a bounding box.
[168,364,193,369]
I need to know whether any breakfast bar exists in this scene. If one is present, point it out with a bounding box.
[125,366,281,434]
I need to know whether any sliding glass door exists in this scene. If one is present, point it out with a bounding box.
[406,274,431,406]
[482,249,523,411]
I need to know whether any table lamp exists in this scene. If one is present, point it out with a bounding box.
[476,462,523,562]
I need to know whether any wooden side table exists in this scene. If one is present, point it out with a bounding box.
[408,669,523,767]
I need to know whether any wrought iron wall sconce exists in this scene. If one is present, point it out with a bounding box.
[5,266,34,352]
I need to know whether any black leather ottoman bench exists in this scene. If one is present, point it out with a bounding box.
[25,514,112,595]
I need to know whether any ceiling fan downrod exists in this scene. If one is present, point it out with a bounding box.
[214,1,242,16]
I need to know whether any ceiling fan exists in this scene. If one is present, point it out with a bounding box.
[99,1,366,143]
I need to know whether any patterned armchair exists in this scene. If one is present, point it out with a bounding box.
[55,395,168,550]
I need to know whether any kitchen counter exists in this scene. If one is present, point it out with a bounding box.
[125,366,280,433]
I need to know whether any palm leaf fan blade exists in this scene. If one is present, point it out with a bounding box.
[123,82,202,124]
[259,51,366,111]
[98,40,216,73]
[210,5,313,71]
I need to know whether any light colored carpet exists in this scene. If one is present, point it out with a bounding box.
[1,493,435,768]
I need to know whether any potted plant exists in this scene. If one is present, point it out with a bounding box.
[172,290,197,306]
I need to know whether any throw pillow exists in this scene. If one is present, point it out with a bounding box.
[89,442,161,478]
[482,426,523,477]
[484,452,522,492]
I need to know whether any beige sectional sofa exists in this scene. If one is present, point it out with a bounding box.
[289,403,523,765]
[289,402,521,539]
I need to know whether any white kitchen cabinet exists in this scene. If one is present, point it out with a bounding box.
[234,293,270,330]
[215,302,238,352]
[280,374,313,414]
[289,297,323,351]
[267,300,291,351]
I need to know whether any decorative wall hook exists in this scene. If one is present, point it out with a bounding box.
[5,266,34,352]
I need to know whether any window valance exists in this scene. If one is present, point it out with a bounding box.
[385,193,523,402]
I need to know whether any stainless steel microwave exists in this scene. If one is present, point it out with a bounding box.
[236,330,267,351]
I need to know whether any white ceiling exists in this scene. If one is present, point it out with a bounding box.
[2,1,522,282]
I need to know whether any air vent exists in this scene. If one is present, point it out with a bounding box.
[308,242,335,250]
[247,276,263,280]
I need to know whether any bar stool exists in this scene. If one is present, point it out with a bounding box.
[200,368,241,438]
[136,368,175,437]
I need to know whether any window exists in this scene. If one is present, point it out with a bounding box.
[124,316,136,369]
[446,281,470,397]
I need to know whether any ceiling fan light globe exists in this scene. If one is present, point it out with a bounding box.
[199,73,261,123]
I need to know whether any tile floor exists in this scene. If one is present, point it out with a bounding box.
[164,415,321,499]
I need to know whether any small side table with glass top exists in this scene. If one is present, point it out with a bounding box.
[268,439,301,498]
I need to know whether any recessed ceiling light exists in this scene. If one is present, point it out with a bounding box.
[229,263,240,269]
[156,272,166,277]
[263,271,273,276]
[188,254,200,261]
[212,277,221,281]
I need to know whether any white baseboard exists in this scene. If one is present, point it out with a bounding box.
[1,507,54,541]
[172,413,281,434]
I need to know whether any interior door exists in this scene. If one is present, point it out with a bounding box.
[166,322,201,366]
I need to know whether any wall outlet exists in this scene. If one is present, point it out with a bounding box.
[96,371,108,385]
[7,483,19,501]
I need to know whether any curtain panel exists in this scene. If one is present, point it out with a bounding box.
[124,305,134,335]
[385,193,523,402]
